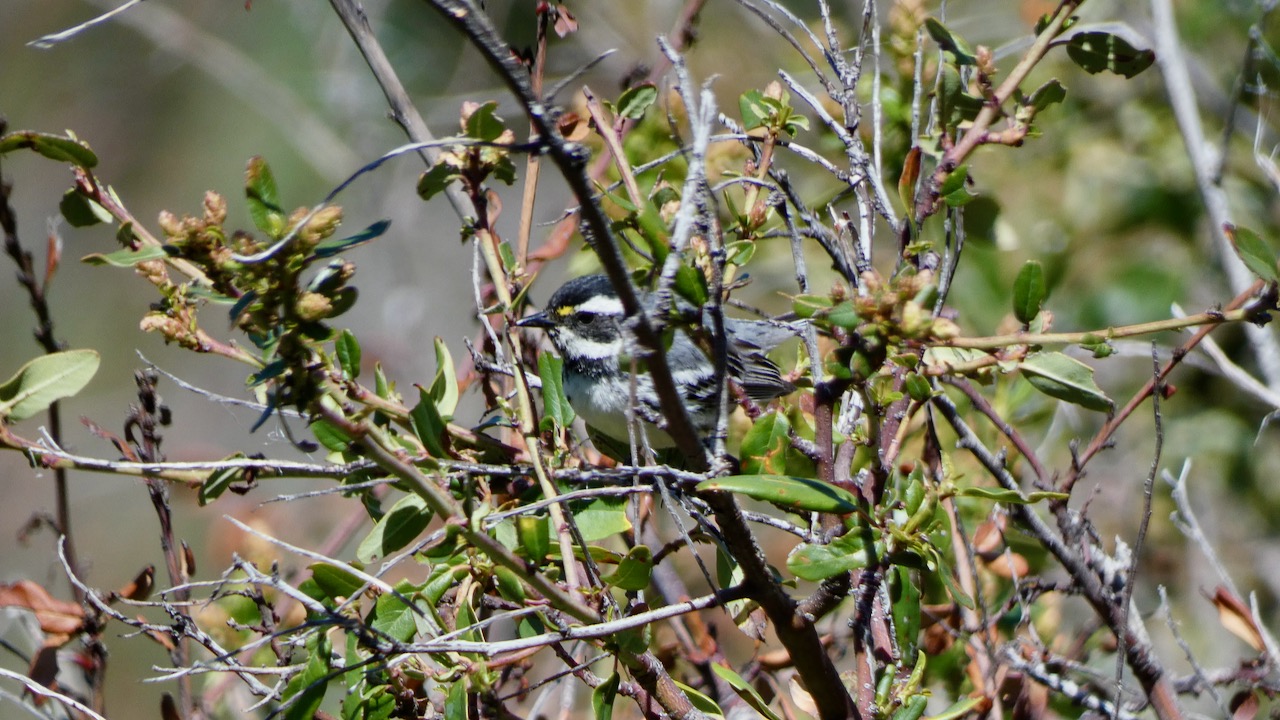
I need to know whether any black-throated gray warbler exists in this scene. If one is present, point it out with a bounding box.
[517,274,797,451]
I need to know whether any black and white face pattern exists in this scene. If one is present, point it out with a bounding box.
[542,275,627,369]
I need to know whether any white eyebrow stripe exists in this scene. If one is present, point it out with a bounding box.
[574,295,624,315]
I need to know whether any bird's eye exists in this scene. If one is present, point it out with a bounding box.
[576,311,598,324]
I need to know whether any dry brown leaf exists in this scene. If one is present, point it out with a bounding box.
[985,552,1030,579]
[117,565,155,602]
[0,580,85,640]
[1211,586,1265,652]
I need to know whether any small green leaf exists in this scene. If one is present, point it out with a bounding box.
[516,516,551,564]
[673,265,709,307]
[367,581,419,642]
[1065,31,1155,79]
[336,329,361,379]
[245,156,286,238]
[1012,260,1047,324]
[674,682,723,717]
[310,418,353,452]
[939,164,975,207]
[429,337,459,419]
[411,385,451,458]
[198,453,247,506]
[309,562,366,602]
[1019,351,1113,412]
[465,101,506,142]
[787,532,870,582]
[537,353,574,430]
[711,665,783,720]
[571,496,632,542]
[925,697,984,720]
[602,546,653,591]
[792,294,834,319]
[0,130,98,168]
[81,245,169,267]
[311,219,391,259]
[740,412,790,475]
[1027,79,1067,112]
[739,89,770,130]
[282,636,330,720]
[356,493,433,563]
[956,486,1069,504]
[616,83,658,120]
[59,189,112,227]
[828,301,861,330]
[891,695,929,720]
[1225,224,1279,283]
[924,18,977,65]
[593,672,620,720]
[0,350,100,422]
[697,474,858,514]
[417,163,462,201]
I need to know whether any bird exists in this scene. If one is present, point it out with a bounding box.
[516,273,797,456]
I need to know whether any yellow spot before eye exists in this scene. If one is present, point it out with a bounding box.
[555,306,574,317]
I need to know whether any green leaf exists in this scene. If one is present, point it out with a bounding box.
[617,83,658,120]
[1012,260,1047,324]
[0,130,98,168]
[311,219,391,259]
[81,245,169,267]
[444,678,467,720]
[310,418,353,452]
[309,562,366,602]
[828,301,861,329]
[739,89,770,130]
[602,545,653,591]
[537,352,574,431]
[924,18,977,65]
[674,682,723,717]
[673,264,709,307]
[516,516,551,564]
[429,337,459,419]
[593,672,620,720]
[889,567,922,656]
[0,350,100,422]
[792,294,834,319]
[571,496,632,542]
[281,635,330,720]
[1225,224,1279,283]
[411,385,451,458]
[892,695,929,720]
[1065,31,1155,79]
[59,189,112,227]
[697,474,858,514]
[465,101,506,142]
[711,664,784,720]
[245,156,286,238]
[356,493,433,563]
[939,164,975,207]
[417,162,462,201]
[925,697,984,720]
[336,329,361,379]
[1019,351,1113,412]
[956,486,1069,504]
[198,453,247,506]
[739,412,790,475]
[368,581,419,642]
[787,532,870,581]
[1027,79,1067,112]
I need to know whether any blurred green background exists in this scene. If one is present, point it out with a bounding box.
[4,0,1280,716]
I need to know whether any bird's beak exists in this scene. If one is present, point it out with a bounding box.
[516,311,555,329]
